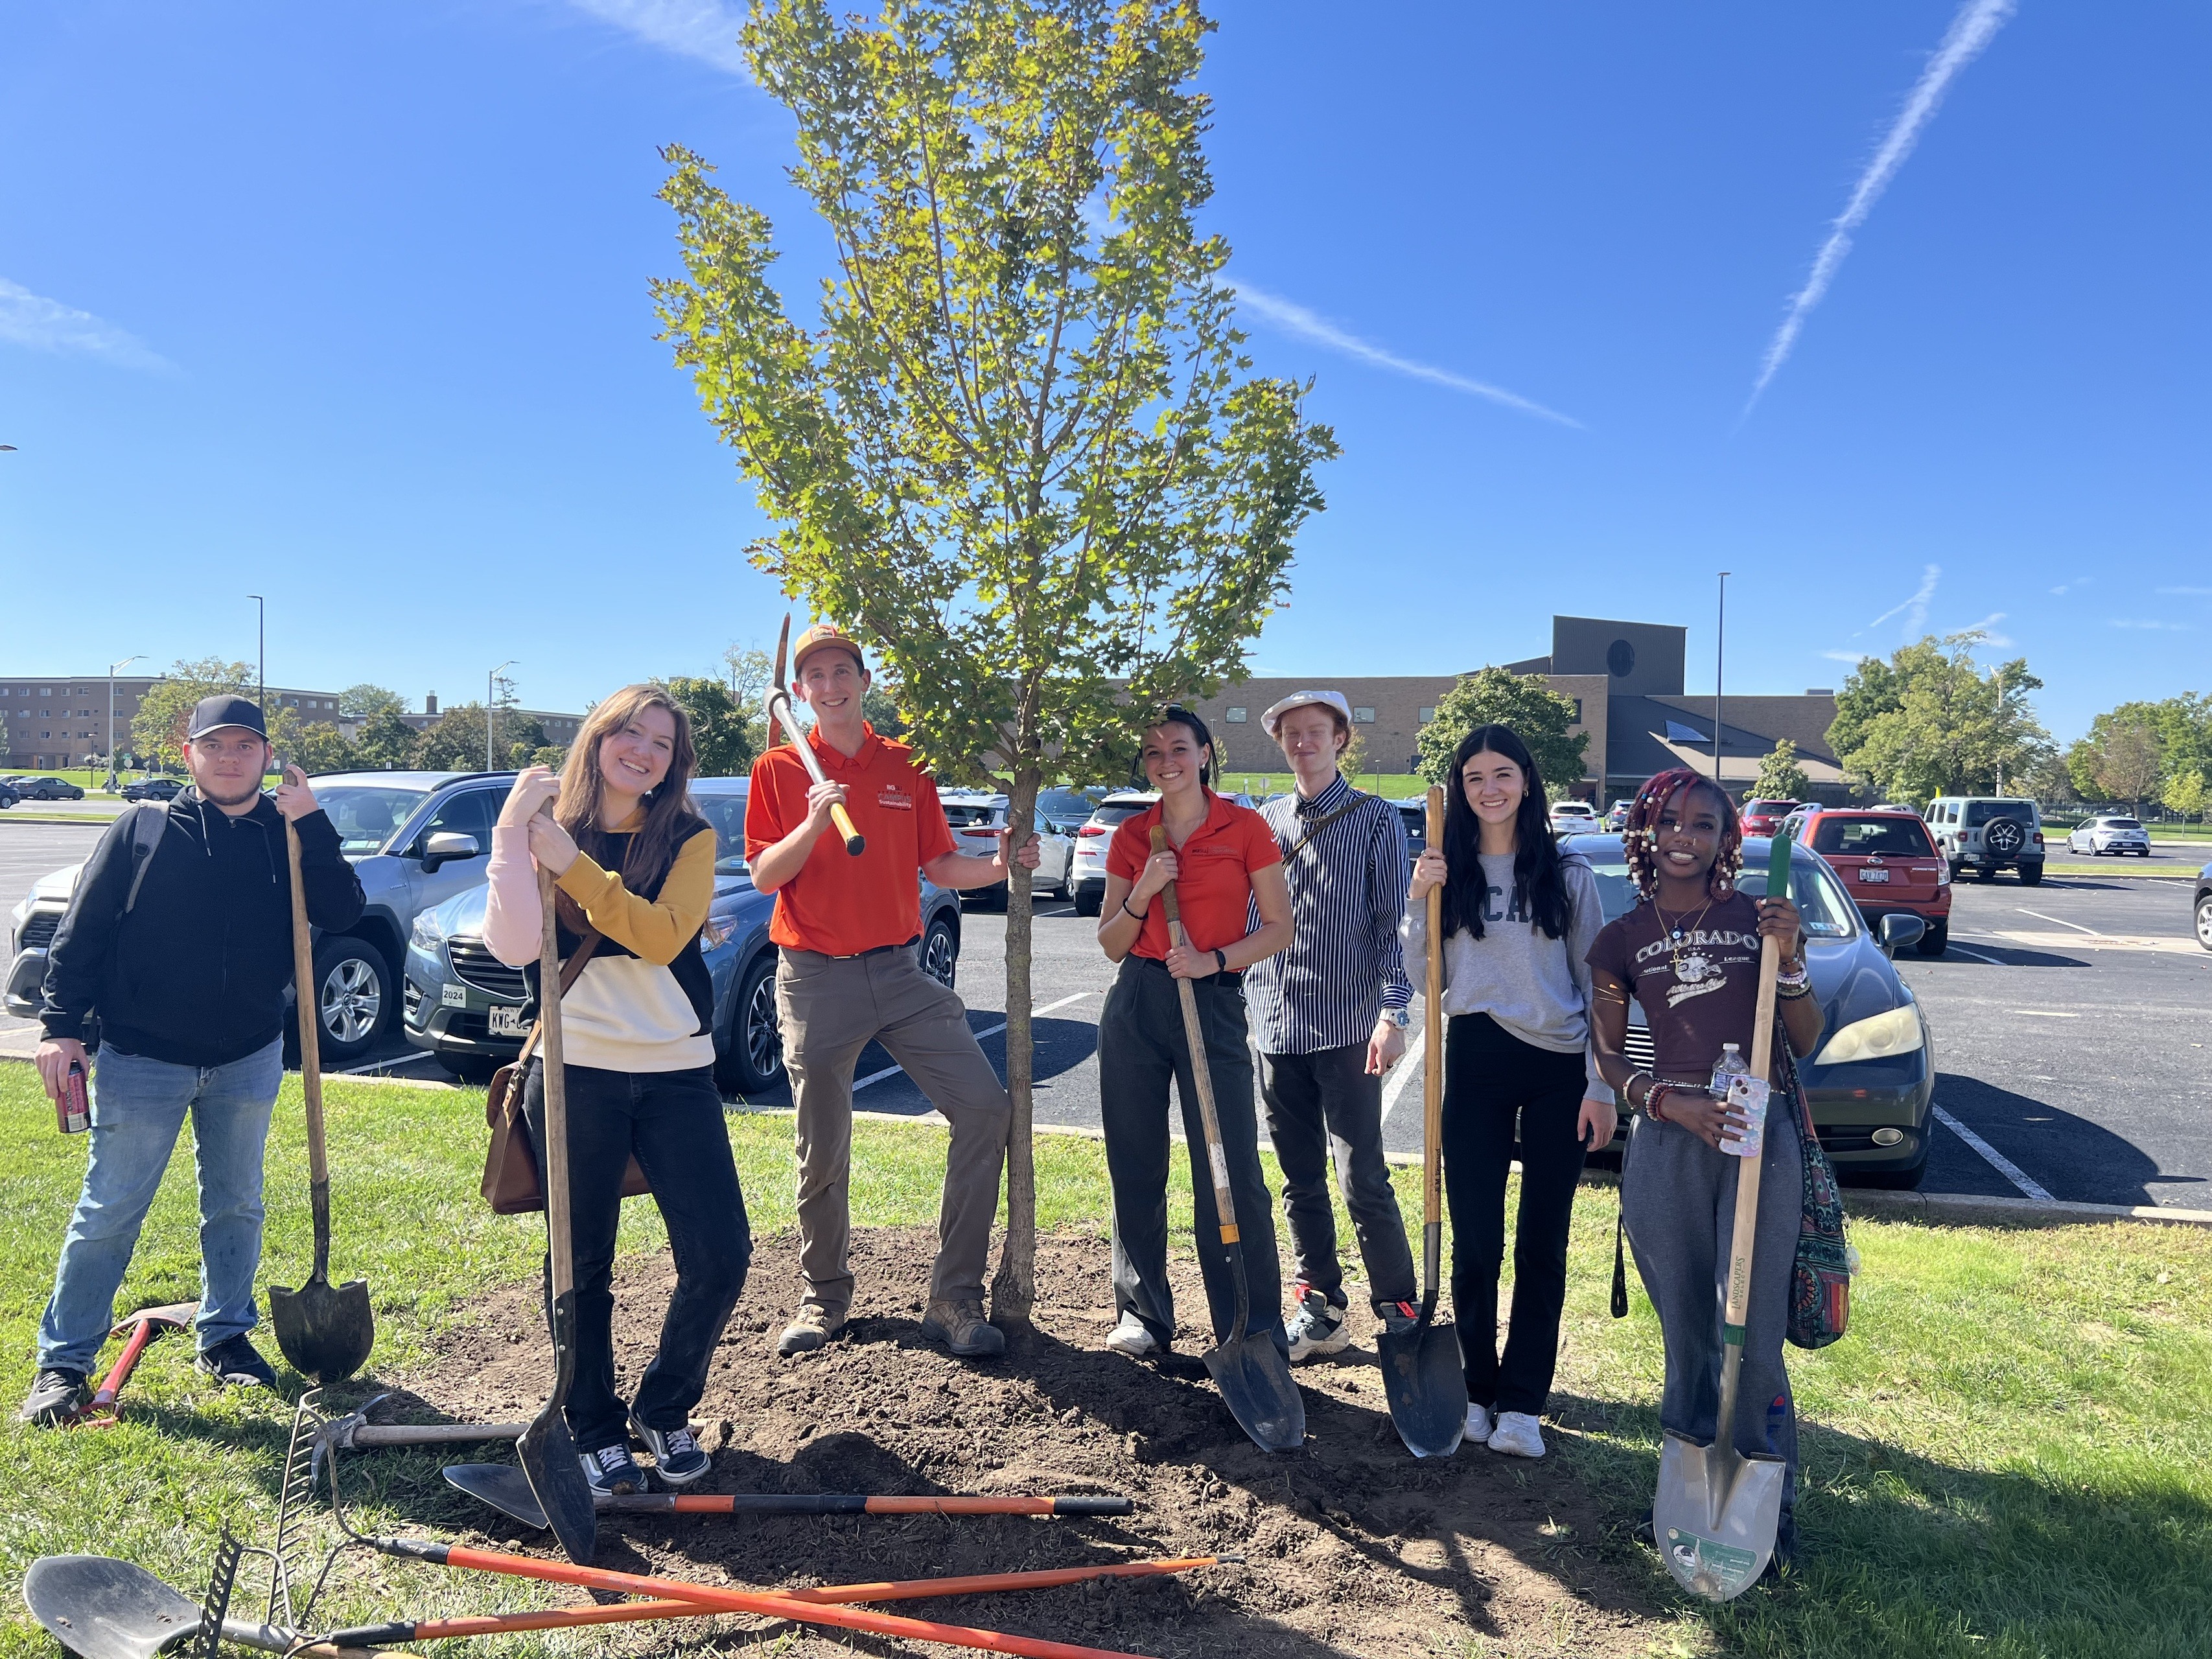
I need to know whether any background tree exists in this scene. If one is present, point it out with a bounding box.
[1415,668,1589,798]
[862,682,911,740]
[131,657,256,771]
[530,744,570,770]
[2023,748,2079,808]
[1825,632,2049,805]
[1336,724,1368,786]
[2163,766,2207,824]
[1751,738,1811,800]
[340,683,408,721]
[655,0,1337,1319]
[2088,710,2163,813]
[665,675,760,777]
[722,644,776,757]
[353,708,419,771]
[413,704,547,772]
[284,719,358,775]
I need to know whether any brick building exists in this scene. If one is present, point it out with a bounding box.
[398,692,584,747]
[0,675,345,771]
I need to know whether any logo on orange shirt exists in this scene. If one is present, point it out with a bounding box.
[878,785,914,811]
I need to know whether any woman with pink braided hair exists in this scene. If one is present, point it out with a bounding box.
[1585,768,1824,1579]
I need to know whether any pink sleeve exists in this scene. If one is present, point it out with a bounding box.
[481,823,543,967]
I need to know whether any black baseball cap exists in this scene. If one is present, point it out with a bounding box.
[187,695,268,740]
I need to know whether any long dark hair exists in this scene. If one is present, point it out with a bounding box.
[1622,767,1742,900]
[1441,725,1573,942]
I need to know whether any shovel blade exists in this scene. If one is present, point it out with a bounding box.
[1202,1332,1305,1453]
[23,1554,198,1659]
[446,1462,553,1530]
[1653,1432,1787,1601]
[267,1275,374,1384]
[1377,1318,1466,1459]
[517,1411,598,1564]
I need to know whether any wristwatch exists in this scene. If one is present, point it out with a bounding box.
[1380,1007,1411,1028]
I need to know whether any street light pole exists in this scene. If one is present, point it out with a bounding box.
[488,660,518,774]
[1714,572,1730,785]
[106,655,144,791]
[248,594,265,710]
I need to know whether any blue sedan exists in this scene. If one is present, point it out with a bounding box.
[1580,833,1937,1188]
[401,777,963,1095]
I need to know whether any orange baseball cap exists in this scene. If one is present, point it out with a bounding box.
[793,622,867,674]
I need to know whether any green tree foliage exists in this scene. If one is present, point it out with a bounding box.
[1415,668,1589,798]
[285,719,359,776]
[2163,767,2207,824]
[413,704,547,772]
[131,658,257,771]
[2068,694,2212,812]
[529,745,570,771]
[340,683,407,721]
[654,0,1337,1317]
[1751,738,1812,801]
[353,708,421,771]
[862,682,911,740]
[665,675,759,778]
[1825,632,2051,805]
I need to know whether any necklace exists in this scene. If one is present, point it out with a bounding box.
[1654,897,1714,975]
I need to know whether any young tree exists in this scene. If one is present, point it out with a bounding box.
[1751,739,1811,800]
[1415,667,1589,796]
[655,0,1336,1319]
[665,675,759,777]
[2162,766,2207,824]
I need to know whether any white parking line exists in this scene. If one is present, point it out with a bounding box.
[1379,1023,1427,1131]
[1939,943,2005,965]
[2017,907,2101,937]
[851,989,1099,1093]
[1932,1104,2054,1201]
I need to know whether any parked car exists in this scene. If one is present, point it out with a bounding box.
[939,790,1076,905]
[119,776,185,802]
[2066,815,2150,858]
[1791,806,1951,956]
[1924,796,2045,883]
[5,769,519,1064]
[1603,798,1633,831]
[14,776,86,801]
[1549,800,1600,835]
[1739,798,1800,837]
[1390,796,1428,863]
[1581,832,1935,1187]
[1068,787,1257,915]
[400,775,963,1091]
[0,781,17,811]
[2196,860,2212,953]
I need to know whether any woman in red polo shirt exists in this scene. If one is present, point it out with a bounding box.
[1095,708,1294,1359]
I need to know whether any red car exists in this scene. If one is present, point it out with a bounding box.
[1792,807,1951,957]
[1740,798,1800,837]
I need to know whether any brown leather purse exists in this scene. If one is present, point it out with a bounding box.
[480,928,651,1214]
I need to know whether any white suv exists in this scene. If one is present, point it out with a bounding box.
[1068,787,1257,915]
[1924,796,2046,884]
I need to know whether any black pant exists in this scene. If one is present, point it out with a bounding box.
[1441,1013,1588,1415]
[1097,957,1284,1351]
[1260,1045,1417,1309]
[524,1060,751,1451]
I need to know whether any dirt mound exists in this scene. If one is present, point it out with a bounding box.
[408,1229,1668,1657]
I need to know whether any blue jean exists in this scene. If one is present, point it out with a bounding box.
[37,1039,284,1373]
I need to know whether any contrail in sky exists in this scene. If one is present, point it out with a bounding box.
[1745,0,2016,413]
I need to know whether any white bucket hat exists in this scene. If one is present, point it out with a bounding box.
[1260,690,1354,738]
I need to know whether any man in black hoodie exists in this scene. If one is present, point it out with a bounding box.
[21,696,365,1426]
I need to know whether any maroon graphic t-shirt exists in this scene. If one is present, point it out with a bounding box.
[1586,891,1777,1084]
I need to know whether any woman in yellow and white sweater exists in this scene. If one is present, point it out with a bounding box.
[484,683,749,1495]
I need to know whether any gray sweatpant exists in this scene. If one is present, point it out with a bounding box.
[1620,1102,1802,1542]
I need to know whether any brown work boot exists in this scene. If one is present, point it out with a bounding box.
[920,1297,1005,1358]
[776,1303,846,1356]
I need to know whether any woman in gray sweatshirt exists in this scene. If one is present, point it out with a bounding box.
[1404,725,1614,1457]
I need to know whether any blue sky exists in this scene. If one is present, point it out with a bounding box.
[3,1,2207,741]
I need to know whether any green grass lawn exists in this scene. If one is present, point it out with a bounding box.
[1220,771,1426,800]
[1,1062,2207,1657]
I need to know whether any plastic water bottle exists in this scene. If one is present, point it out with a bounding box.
[1710,1043,1767,1159]
[1710,1043,1749,1098]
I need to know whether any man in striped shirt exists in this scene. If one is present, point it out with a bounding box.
[1243,691,1420,1360]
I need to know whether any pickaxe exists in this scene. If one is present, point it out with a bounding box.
[767,613,864,856]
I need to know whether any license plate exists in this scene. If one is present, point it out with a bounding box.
[487,1005,528,1038]
[440,981,467,1008]
[1859,867,1891,883]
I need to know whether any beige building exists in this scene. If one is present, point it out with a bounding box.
[0,675,345,771]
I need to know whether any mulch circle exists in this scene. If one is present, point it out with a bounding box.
[396,1227,1671,1656]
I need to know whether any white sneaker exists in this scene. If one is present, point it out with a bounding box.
[1283,1286,1353,1362]
[1103,1312,1160,1356]
[1487,1410,1547,1459]
[1464,1402,1495,1443]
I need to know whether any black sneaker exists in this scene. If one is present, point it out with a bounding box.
[580,1442,643,1497]
[196,1335,278,1389]
[18,1367,87,1426]
[630,1413,711,1486]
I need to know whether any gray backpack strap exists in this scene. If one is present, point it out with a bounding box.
[121,804,172,915]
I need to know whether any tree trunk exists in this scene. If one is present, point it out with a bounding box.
[990,754,1042,1325]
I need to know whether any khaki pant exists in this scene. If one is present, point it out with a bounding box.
[776,944,1009,1313]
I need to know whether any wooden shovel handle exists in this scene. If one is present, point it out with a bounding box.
[1150,825,1239,1241]
[1719,830,1792,1332]
[536,807,575,1299]
[1423,787,1445,1227]
[284,818,327,1183]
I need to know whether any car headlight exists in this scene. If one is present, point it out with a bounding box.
[1813,1004,1924,1066]
[410,910,447,952]
[701,913,734,949]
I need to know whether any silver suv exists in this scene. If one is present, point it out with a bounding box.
[5,770,515,1064]
[1924,796,2045,885]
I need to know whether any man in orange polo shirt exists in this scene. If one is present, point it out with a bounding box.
[745,624,1040,1360]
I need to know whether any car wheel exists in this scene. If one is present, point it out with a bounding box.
[716,952,784,1096]
[1915,920,1949,957]
[309,936,393,1064]
[2018,864,2043,886]
[2195,895,2212,952]
[1073,885,1102,918]
[2137,848,2150,859]
[921,914,959,990]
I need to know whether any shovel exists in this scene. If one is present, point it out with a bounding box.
[444,1462,1131,1527]
[767,612,864,855]
[269,815,375,1385]
[512,846,599,1566]
[1650,828,1795,1601]
[65,1303,196,1429]
[1150,827,1305,1453]
[1378,785,1465,1458]
[21,1556,308,1659]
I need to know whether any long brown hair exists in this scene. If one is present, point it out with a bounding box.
[552,684,701,912]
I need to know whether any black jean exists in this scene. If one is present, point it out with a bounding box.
[1441,1012,1589,1415]
[1259,1044,1417,1310]
[524,1060,751,1451]
[1097,957,1284,1352]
